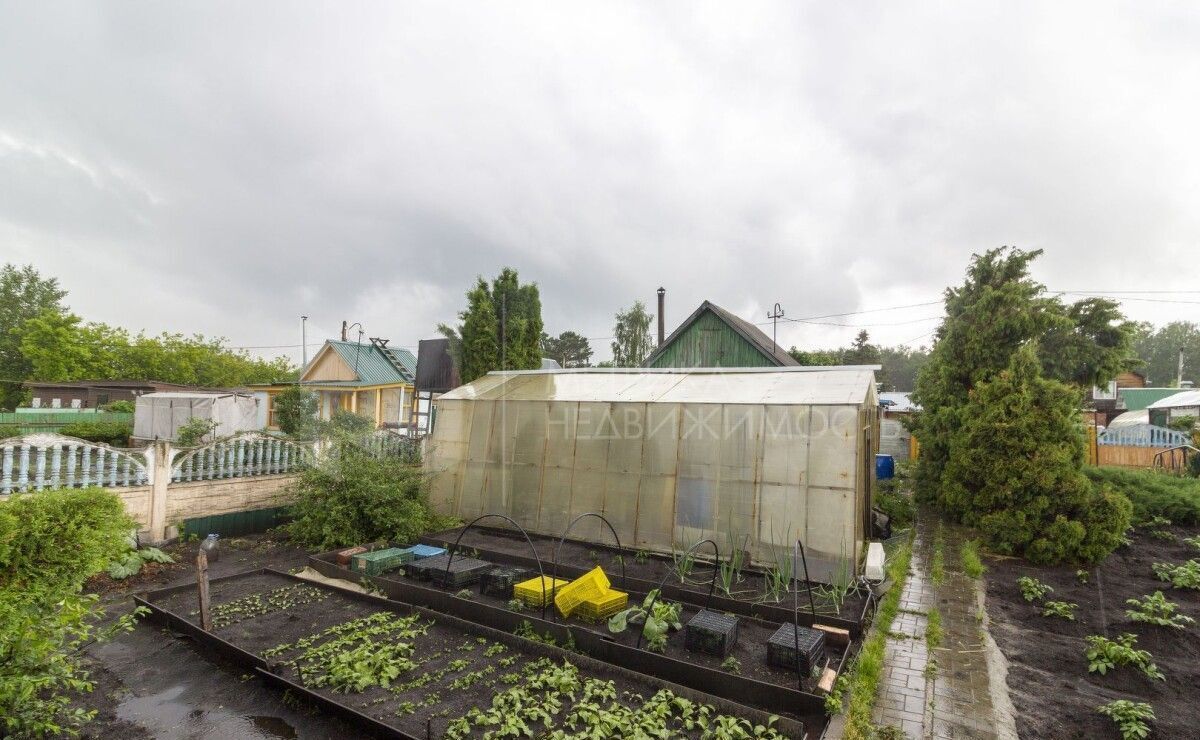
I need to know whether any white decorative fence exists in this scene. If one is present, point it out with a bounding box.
[0,434,149,493]
[171,434,312,482]
[1097,424,1190,448]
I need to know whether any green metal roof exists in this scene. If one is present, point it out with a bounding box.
[308,340,415,387]
[1118,387,1188,412]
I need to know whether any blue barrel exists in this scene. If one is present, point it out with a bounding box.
[875,453,895,480]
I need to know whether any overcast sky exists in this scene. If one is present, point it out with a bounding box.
[3,2,1199,366]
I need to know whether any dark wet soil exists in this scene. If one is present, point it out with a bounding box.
[78,533,365,740]
[425,526,870,623]
[985,525,1200,740]
[147,570,806,738]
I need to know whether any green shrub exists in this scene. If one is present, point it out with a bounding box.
[1084,467,1200,525]
[273,385,319,437]
[176,417,219,447]
[101,400,135,413]
[1017,576,1052,602]
[874,479,915,530]
[1125,591,1194,629]
[1152,559,1200,589]
[942,347,1131,564]
[57,420,132,446]
[1084,633,1163,680]
[1042,601,1077,620]
[0,488,142,737]
[286,447,451,550]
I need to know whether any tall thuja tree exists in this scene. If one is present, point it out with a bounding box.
[439,268,542,383]
[911,248,1060,500]
[942,345,1131,563]
[911,247,1133,502]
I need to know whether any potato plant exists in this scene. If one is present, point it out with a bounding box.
[1084,634,1164,680]
[1016,576,1052,603]
[1097,699,1155,740]
[1152,559,1200,589]
[1125,591,1195,629]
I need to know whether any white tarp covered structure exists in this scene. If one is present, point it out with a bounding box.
[426,367,879,581]
[133,392,260,443]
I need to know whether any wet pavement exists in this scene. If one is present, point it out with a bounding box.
[872,510,1018,740]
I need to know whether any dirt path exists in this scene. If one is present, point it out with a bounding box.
[872,509,1017,740]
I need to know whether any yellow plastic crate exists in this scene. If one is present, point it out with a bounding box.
[574,590,628,622]
[554,566,612,618]
[513,576,570,607]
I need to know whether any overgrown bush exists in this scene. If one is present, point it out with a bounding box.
[176,417,219,446]
[273,385,319,437]
[100,400,135,413]
[57,419,132,446]
[0,488,143,737]
[286,447,452,550]
[1084,467,1200,526]
[941,347,1131,564]
[874,477,915,530]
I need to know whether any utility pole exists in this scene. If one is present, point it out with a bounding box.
[301,315,308,367]
[1179,347,1186,387]
[768,302,785,358]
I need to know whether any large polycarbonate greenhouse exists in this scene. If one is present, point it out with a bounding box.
[425,367,879,581]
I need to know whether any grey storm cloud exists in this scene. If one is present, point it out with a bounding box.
[2,1,1199,364]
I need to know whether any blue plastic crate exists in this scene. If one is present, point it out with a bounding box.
[406,544,447,559]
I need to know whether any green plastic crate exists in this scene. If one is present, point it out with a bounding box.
[350,547,415,576]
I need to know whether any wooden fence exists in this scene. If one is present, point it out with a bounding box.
[1094,423,1191,469]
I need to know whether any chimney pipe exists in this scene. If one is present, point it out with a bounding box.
[341,320,348,341]
[656,287,666,346]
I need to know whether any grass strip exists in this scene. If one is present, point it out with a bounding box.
[960,539,985,579]
[835,534,914,740]
[925,607,943,650]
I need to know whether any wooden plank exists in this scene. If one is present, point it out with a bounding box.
[813,623,850,647]
[196,550,212,631]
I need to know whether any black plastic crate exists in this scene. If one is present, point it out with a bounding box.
[684,610,739,657]
[479,566,531,598]
[405,554,452,581]
[766,623,826,674]
[429,556,493,588]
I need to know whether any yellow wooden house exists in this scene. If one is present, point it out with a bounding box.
[257,339,417,430]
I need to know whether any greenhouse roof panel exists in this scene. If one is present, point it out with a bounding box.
[440,367,876,405]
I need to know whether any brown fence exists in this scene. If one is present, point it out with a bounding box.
[1097,445,1168,468]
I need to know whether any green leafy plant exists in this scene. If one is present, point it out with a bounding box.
[0,487,145,737]
[634,549,650,564]
[506,597,525,611]
[176,416,220,446]
[1076,569,1090,584]
[608,589,683,652]
[1183,534,1200,550]
[101,399,136,413]
[286,445,452,550]
[1042,601,1077,620]
[924,607,943,649]
[1084,634,1164,680]
[1152,559,1200,589]
[455,588,473,599]
[1017,576,1052,602]
[1097,700,1155,740]
[106,546,175,580]
[721,656,741,674]
[1125,591,1195,629]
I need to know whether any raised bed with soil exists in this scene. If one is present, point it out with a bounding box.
[985,525,1200,739]
[138,569,813,739]
[419,526,872,631]
[309,543,853,713]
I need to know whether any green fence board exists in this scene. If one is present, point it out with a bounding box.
[180,506,292,539]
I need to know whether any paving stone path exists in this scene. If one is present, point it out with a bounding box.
[871,509,1018,740]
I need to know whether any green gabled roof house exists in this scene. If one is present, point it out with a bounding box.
[643,301,799,368]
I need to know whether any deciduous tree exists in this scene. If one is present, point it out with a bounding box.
[0,265,67,410]
[541,330,593,368]
[611,301,655,367]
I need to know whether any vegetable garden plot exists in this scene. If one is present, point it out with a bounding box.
[419,526,872,633]
[137,569,809,739]
[308,545,851,717]
[985,526,1200,740]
